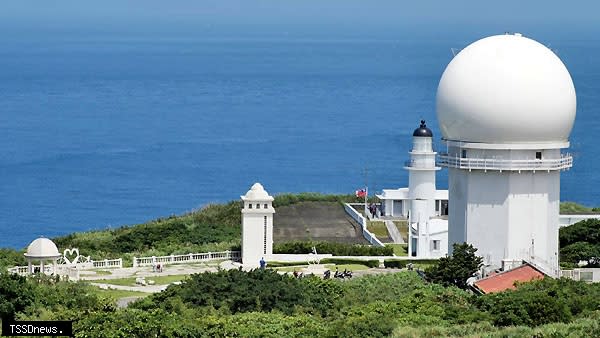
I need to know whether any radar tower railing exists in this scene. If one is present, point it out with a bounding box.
[437,153,572,171]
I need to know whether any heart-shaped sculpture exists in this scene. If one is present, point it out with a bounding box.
[63,248,80,265]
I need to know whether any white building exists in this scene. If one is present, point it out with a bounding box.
[436,33,576,277]
[377,121,448,258]
[241,183,275,267]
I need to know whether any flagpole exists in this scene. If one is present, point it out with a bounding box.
[364,168,368,219]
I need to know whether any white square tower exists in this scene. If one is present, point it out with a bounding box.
[241,183,275,267]
[436,33,576,277]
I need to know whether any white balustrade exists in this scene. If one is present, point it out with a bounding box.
[133,250,241,267]
[91,258,123,269]
[8,258,122,277]
[561,268,600,282]
[344,203,385,247]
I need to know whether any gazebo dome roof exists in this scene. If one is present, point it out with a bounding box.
[24,237,61,259]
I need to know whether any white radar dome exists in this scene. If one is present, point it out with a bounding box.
[436,33,576,144]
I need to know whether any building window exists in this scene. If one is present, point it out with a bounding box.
[441,200,449,216]
[256,204,260,209]
[264,203,268,209]
[263,216,268,255]
[461,149,467,158]
[432,240,440,251]
[248,204,252,209]
[536,151,542,160]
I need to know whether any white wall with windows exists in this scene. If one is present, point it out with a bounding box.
[241,183,275,267]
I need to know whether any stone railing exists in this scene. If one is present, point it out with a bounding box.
[133,251,241,267]
[92,258,123,269]
[8,265,43,275]
[344,203,385,247]
[8,258,122,276]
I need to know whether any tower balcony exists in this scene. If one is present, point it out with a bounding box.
[404,160,442,171]
[437,153,573,172]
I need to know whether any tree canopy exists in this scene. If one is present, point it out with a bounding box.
[426,242,483,289]
[560,218,600,267]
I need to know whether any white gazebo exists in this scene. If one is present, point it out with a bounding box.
[24,237,62,275]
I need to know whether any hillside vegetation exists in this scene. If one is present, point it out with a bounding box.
[1,193,362,268]
[1,199,598,269]
[2,270,599,337]
[560,201,600,214]
[560,218,600,267]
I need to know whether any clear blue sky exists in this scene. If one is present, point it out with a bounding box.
[0,1,598,39]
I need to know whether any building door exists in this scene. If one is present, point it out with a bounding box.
[393,200,403,217]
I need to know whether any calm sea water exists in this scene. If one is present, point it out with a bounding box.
[1,32,599,248]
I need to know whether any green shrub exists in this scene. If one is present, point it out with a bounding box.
[267,261,310,268]
[321,258,380,268]
[426,243,483,289]
[475,278,600,327]
[384,260,406,268]
[274,241,393,256]
[0,249,27,270]
[137,269,344,316]
[0,273,35,320]
[559,219,600,265]
[407,259,439,266]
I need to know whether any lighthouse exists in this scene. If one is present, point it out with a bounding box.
[377,120,449,259]
[406,120,443,257]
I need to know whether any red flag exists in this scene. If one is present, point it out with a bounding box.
[355,189,366,198]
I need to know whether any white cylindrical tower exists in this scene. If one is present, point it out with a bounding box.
[241,183,275,267]
[405,120,441,257]
[436,33,576,276]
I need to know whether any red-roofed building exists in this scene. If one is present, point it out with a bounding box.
[472,262,546,294]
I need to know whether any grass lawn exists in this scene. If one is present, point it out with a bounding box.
[387,244,408,256]
[325,264,369,271]
[276,263,370,273]
[367,221,389,238]
[412,263,435,269]
[96,274,190,287]
[393,220,408,239]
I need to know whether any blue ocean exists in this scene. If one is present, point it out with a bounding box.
[1,29,599,249]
